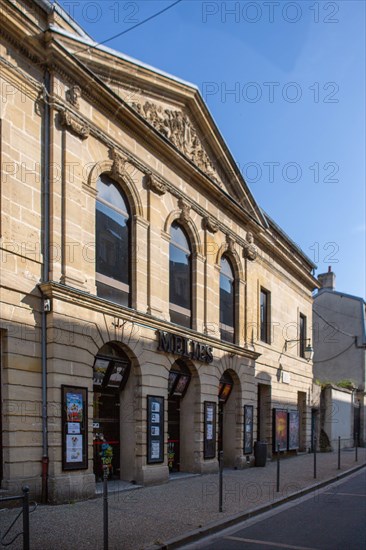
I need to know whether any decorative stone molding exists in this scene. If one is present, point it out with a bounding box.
[203,216,219,234]
[111,148,128,179]
[131,100,223,186]
[146,173,167,196]
[243,231,257,261]
[66,85,82,109]
[59,110,90,140]
[178,198,191,222]
[226,234,236,253]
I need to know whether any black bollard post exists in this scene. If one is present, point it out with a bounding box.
[337,436,341,470]
[355,433,358,463]
[22,486,30,550]
[276,443,280,493]
[103,465,109,550]
[219,450,223,512]
[313,436,317,479]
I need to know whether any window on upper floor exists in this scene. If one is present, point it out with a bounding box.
[299,313,307,358]
[96,174,130,306]
[169,222,191,328]
[220,255,235,343]
[260,288,271,343]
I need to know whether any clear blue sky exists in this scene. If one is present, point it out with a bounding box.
[58,0,365,299]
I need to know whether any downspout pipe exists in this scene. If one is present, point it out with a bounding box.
[40,69,51,503]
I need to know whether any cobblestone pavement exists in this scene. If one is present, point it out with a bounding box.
[1,448,365,550]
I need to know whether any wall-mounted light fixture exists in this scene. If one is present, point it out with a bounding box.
[285,338,314,362]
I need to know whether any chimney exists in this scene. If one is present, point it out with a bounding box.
[318,266,336,290]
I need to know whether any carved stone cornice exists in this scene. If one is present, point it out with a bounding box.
[59,110,90,140]
[203,216,219,234]
[146,174,167,196]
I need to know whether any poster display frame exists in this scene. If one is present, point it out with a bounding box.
[203,401,216,459]
[61,385,88,470]
[147,395,164,464]
[243,405,254,454]
[272,408,288,452]
[288,410,300,450]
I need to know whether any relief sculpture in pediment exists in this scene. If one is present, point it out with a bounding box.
[132,100,223,186]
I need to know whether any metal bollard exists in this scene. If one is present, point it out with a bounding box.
[22,486,30,550]
[103,465,109,550]
[219,450,223,513]
[355,433,358,462]
[276,443,280,493]
[337,436,341,470]
[313,436,317,479]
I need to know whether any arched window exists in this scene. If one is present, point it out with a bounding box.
[169,222,191,328]
[220,255,235,343]
[96,174,130,306]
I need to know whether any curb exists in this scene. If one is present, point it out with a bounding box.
[147,462,366,549]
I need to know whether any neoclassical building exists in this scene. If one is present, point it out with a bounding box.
[0,0,319,502]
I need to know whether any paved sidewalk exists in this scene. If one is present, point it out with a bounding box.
[0,448,365,550]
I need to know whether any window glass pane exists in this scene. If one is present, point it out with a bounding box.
[96,202,129,285]
[300,314,306,357]
[220,276,234,327]
[221,256,234,279]
[97,174,128,214]
[96,281,129,307]
[169,309,191,328]
[169,245,191,310]
[171,222,190,251]
[260,290,268,342]
[220,256,234,340]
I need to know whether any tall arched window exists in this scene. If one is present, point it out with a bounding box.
[96,174,130,306]
[220,255,235,343]
[169,222,191,328]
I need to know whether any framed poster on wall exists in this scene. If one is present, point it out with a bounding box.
[288,410,300,450]
[243,405,254,454]
[62,385,88,470]
[272,409,288,452]
[147,396,164,464]
[204,401,216,459]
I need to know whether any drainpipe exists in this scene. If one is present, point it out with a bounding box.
[40,69,51,503]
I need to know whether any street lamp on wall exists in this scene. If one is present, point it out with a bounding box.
[285,338,314,362]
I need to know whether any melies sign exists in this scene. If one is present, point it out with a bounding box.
[157,330,213,364]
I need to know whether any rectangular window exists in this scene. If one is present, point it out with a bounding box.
[260,288,270,343]
[299,314,307,358]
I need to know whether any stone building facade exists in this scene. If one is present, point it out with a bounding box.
[313,268,366,447]
[0,0,319,502]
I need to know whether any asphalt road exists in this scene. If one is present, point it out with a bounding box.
[183,469,366,550]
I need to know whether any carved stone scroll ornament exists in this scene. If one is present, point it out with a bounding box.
[59,110,89,140]
[203,216,218,234]
[131,101,223,186]
[146,174,167,196]
[244,231,257,261]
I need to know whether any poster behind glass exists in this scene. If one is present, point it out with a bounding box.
[62,385,88,470]
[243,405,254,454]
[273,409,288,452]
[147,396,164,464]
[288,410,300,450]
[204,401,216,459]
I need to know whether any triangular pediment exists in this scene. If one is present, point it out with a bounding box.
[51,27,266,227]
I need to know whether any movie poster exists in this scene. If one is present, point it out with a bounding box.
[288,411,300,450]
[273,409,288,451]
